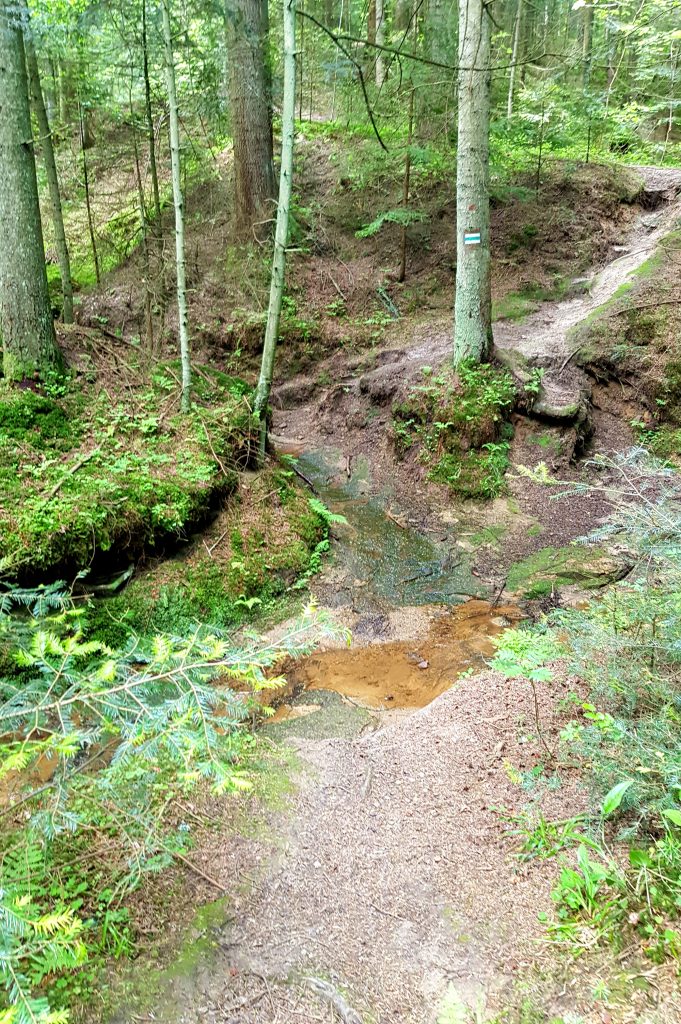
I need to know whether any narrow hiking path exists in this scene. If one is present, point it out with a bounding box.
[115,173,681,1024]
[495,165,681,422]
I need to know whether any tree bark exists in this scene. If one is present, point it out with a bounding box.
[225,0,276,237]
[161,0,191,412]
[507,0,523,119]
[428,0,453,65]
[581,1,593,90]
[394,0,410,32]
[0,0,60,380]
[79,101,100,286]
[375,0,386,86]
[398,84,414,283]
[142,0,162,226]
[453,0,492,364]
[24,33,74,324]
[253,0,296,461]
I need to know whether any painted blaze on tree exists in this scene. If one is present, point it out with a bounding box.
[0,0,61,380]
[453,0,493,365]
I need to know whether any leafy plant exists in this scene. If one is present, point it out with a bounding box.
[355,208,427,239]
[497,451,681,963]
[0,585,337,1020]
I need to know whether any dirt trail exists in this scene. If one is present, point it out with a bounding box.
[495,166,681,419]
[153,672,587,1024]
[121,171,681,1024]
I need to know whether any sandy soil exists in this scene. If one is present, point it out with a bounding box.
[144,671,588,1024]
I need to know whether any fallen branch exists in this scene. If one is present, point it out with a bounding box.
[42,447,101,502]
[199,416,230,478]
[385,508,408,529]
[171,849,229,893]
[305,977,362,1024]
[606,297,681,314]
[287,461,320,495]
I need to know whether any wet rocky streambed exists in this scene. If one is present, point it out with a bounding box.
[267,447,524,734]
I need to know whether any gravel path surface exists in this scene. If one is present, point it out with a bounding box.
[154,670,585,1024]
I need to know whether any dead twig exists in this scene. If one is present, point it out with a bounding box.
[171,850,229,893]
[199,416,230,478]
[385,508,408,530]
[288,461,320,495]
[305,977,362,1024]
[41,447,102,502]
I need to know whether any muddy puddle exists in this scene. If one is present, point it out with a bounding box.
[271,600,523,726]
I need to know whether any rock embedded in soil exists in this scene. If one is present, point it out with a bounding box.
[507,544,629,599]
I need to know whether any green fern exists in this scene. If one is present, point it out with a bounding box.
[308,497,347,527]
[0,586,339,1019]
[355,208,427,239]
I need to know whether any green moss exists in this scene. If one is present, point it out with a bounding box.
[0,388,74,443]
[0,369,257,579]
[569,228,681,372]
[493,278,570,322]
[392,362,516,499]
[507,544,624,597]
[83,469,327,646]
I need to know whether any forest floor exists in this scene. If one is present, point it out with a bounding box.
[96,164,681,1024]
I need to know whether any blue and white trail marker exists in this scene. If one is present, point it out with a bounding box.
[464,231,481,245]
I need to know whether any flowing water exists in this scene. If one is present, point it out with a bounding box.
[291,448,488,610]
[271,448,521,727]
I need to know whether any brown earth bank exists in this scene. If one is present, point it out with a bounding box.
[62,124,660,384]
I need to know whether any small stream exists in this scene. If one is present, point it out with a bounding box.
[292,448,488,609]
[269,447,521,733]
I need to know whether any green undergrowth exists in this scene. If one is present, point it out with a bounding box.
[492,451,681,970]
[0,577,336,1023]
[493,276,573,322]
[0,365,256,579]
[391,361,517,499]
[85,468,332,648]
[569,228,681,413]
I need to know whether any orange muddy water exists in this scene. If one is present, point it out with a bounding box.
[276,599,524,713]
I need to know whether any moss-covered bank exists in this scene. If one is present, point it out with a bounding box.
[392,361,517,499]
[0,366,256,580]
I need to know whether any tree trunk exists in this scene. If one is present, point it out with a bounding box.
[394,0,410,33]
[428,0,453,64]
[398,84,414,283]
[253,0,296,461]
[507,0,523,119]
[367,0,376,47]
[0,0,60,380]
[581,1,593,90]
[453,0,492,364]
[79,101,100,286]
[142,0,162,226]
[24,34,74,324]
[375,0,385,86]
[225,0,276,237]
[161,0,191,412]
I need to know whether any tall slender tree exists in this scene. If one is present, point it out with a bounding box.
[253,0,296,460]
[453,0,492,363]
[507,0,523,118]
[0,0,61,380]
[375,0,385,85]
[24,32,74,323]
[161,0,191,411]
[225,0,276,237]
